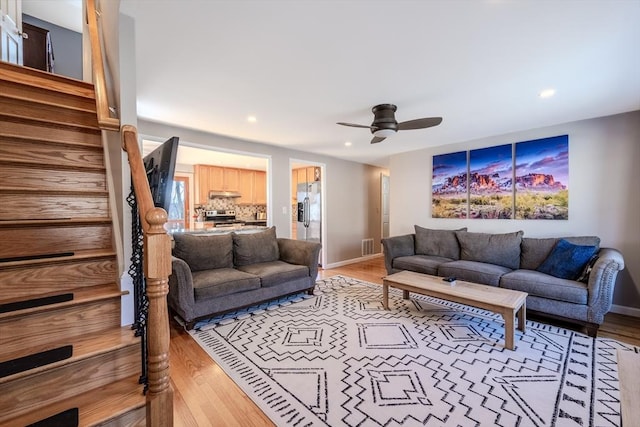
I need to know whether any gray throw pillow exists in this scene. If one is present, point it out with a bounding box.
[414,225,466,259]
[456,230,523,270]
[233,226,280,266]
[172,233,234,272]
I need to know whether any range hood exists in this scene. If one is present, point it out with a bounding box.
[209,190,241,199]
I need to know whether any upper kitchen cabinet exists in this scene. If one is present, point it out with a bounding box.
[194,165,240,205]
[254,171,266,205]
[223,168,239,191]
[294,166,320,184]
[196,165,266,205]
[194,164,209,205]
[237,170,266,205]
[209,166,239,191]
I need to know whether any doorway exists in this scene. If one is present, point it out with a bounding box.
[291,160,324,267]
[142,138,270,230]
[381,173,390,249]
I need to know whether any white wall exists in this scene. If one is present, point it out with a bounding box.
[389,110,640,311]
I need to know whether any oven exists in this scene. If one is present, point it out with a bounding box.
[203,209,245,227]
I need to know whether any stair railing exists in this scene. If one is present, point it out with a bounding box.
[85,1,173,425]
[122,125,174,427]
[86,0,119,131]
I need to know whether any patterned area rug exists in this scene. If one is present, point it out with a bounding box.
[190,276,636,426]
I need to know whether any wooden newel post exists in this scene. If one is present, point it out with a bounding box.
[144,207,174,426]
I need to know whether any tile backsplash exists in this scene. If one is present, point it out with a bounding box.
[204,198,266,220]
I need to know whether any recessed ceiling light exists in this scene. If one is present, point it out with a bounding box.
[247,115,257,123]
[539,89,556,98]
[344,141,352,147]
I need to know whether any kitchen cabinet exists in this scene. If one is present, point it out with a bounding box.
[237,170,267,205]
[297,168,307,184]
[209,166,239,191]
[223,168,239,191]
[254,171,266,205]
[208,167,224,191]
[194,165,209,205]
[294,166,320,185]
[195,165,242,204]
[237,170,254,205]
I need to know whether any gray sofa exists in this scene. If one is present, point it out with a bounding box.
[169,227,321,329]
[382,226,625,336]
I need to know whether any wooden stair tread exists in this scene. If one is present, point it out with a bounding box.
[0,217,113,228]
[0,97,100,130]
[0,326,139,381]
[0,248,116,269]
[0,61,96,98]
[2,374,145,427]
[0,187,108,195]
[0,117,102,147]
[0,283,126,321]
[1,82,97,113]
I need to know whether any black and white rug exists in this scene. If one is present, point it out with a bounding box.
[190,276,636,426]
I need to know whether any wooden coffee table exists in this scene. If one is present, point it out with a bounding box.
[383,270,527,350]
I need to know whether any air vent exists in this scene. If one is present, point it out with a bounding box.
[361,238,374,256]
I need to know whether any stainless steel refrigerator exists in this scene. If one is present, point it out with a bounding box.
[296,182,321,243]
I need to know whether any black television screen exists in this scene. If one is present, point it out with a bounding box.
[143,136,179,213]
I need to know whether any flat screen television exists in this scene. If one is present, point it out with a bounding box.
[143,136,179,213]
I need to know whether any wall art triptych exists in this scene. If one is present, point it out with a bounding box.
[432,135,569,220]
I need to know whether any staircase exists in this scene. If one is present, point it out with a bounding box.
[0,62,145,425]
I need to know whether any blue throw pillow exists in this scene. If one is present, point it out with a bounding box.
[537,239,598,280]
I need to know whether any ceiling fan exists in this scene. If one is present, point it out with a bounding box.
[337,104,442,144]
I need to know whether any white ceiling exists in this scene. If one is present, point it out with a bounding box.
[124,2,639,167]
[22,0,82,33]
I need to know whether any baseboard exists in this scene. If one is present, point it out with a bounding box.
[610,304,640,318]
[324,253,383,269]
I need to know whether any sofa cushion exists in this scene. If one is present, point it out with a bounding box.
[414,226,466,259]
[500,270,588,304]
[437,260,511,287]
[393,255,453,276]
[172,233,233,272]
[456,230,523,270]
[232,227,280,266]
[521,236,601,270]
[191,268,260,299]
[237,261,309,288]
[536,239,598,280]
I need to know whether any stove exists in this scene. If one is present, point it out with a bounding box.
[204,209,244,227]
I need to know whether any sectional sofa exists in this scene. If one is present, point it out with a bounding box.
[169,227,321,329]
[382,226,625,336]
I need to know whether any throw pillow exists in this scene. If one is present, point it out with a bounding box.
[172,233,234,272]
[536,239,598,280]
[232,226,280,266]
[456,230,524,270]
[414,226,467,259]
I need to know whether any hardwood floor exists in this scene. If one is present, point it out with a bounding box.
[170,256,639,426]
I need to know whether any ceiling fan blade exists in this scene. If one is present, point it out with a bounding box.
[397,117,443,130]
[337,122,372,129]
[371,136,386,144]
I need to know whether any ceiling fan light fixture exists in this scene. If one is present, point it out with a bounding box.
[373,128,396,138]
